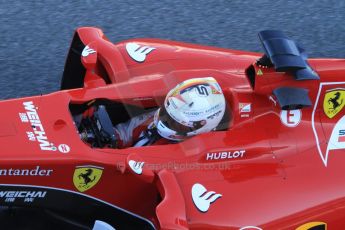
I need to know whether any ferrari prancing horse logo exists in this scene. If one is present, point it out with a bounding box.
[73,166,103,192]
[323,89,345,118]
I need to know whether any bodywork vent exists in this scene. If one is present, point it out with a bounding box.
[258,30,319,80]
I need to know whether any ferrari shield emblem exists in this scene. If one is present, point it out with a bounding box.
[313,83,345,166]
[323,89,345,118]
[73,166,103,192]
[296,221,326,230]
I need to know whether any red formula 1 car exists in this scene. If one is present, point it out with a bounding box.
[0,27,344,230]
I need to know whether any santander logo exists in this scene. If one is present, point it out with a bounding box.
[128,160,144,175]
[82,45,96,57]
[191,183,222,212]
[126,42,155,62]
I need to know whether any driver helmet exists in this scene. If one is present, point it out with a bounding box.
[154,77,226,141]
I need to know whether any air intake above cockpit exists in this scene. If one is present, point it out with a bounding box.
[257,30,319,80]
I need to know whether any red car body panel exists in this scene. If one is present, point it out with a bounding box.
[1,27,345,230]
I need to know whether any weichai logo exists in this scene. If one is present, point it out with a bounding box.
[21,101,56,151]
[0,190,47,203]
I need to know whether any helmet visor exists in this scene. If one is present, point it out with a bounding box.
[158,107,205,135]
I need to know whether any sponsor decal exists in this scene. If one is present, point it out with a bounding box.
[323,89,345,118]
[20,101,56,151]
[171,78,220,97]
[339,129,345,142]
[239,103,251,113]
[0,166,53,176]
[191,183,221,212]
[206,150,246,161]
[239,227,263,230]
[26,131,36,141]
[296,221,326,230]
[19,113,29,122]
[0,190,47,203]
[58,144,70,153]
[205,104,221,113]
[322,115,345,165]
[81,45,96,57]
[184,111,203,116]
[126,42,155,62]
[239,103,251,118]
[280,110,302,127]
[0,184,155,228]
[207,110,222,120]
[20,101,70,153]
[128,160,144,175]
[312,83,345,166]
[73,166,103,192]
[132,97,153,101]
[211,87,222,95]
[195,85,209,97]
[257,69,263,76]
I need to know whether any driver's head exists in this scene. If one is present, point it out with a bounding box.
[154,77,226,141]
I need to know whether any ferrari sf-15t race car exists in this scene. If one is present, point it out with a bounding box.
[0,27,345,230]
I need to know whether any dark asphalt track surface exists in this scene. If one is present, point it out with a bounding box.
[0,1,344,99]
